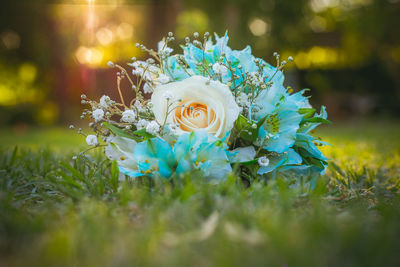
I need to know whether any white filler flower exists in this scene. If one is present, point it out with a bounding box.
[158,40,173,56]
[143,83,153,94]
[121,110,136,123]
[237,92,250,107]
[134,100,145,112]
[100,95,112,108]
[92,109,104,122]
[135,119,149,130]
[146,120,160,135]
[86,135,98,146]
[157,73,170,84]
[258,156,270,167]
[212,63,228,76]
[151,75,240,138]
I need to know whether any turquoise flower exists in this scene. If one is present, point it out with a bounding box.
[105,136,143,177]
[254,83,303,153]
[255,134,327,177]
[107,136,177,178]
[262,131,328,180]
[293,133,328,172]
[134,137,176,177]
[164,32,283,91]
[293,106,329,175]
[109,131,233,180]
[257,148,302,175]
[174,130,232,180]
[209,33,284,88]
[164,55,194,81]
[253,83,328,176]
[227,146,256,163]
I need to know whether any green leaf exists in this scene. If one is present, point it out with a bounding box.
[60,162,85,183]
[235,114,257,142]
[330,161,345,177]
[111,160,119,190]
[103,122,142,141]
[235,114,248,132]
[302,117,332,124]
[240,130,257,142]
[308,157,326,170]
[298,108,316,118]
[243,114,269,142]
[133,128,156,139]
[295,147,326,170]
[256,114,268,129]
[8,146,18,167]
[235,114,269,142]
[240,159,258,166]
[295,146,313,159]
[58,170,83,189]
[240,124,258,142]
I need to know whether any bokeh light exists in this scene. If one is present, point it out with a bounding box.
[0,30,20,50]
[75,46,104,65]
[96,27,113,45]
[248,18,270,36]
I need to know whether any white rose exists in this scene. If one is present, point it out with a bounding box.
[151,75,240,138]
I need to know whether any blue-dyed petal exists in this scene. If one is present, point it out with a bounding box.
[257,148,302,175]
[253,83,288,119]
[164,55,191,81]
[261,60,284,85]
[287,89,311,109]
[157,159,173,178]
[262,109,302,153]
[257,157,286,175]
[286,148,303,165]
[134,137,176,178]
[176,157,193,175]
[295,133,327,160]
[119,166,144,177]
[228,146,256,163]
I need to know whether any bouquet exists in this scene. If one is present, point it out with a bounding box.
[77,31,330,183]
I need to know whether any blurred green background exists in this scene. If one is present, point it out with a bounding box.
[1,0,399,132]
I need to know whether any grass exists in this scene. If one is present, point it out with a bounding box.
[0,120,400,266]
[0,126,84,150]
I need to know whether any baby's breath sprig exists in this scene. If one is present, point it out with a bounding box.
[175,55,193,77]
[136,43,160,64]
[160,96,183,131]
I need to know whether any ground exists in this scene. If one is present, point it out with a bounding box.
[0,120,399,266]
